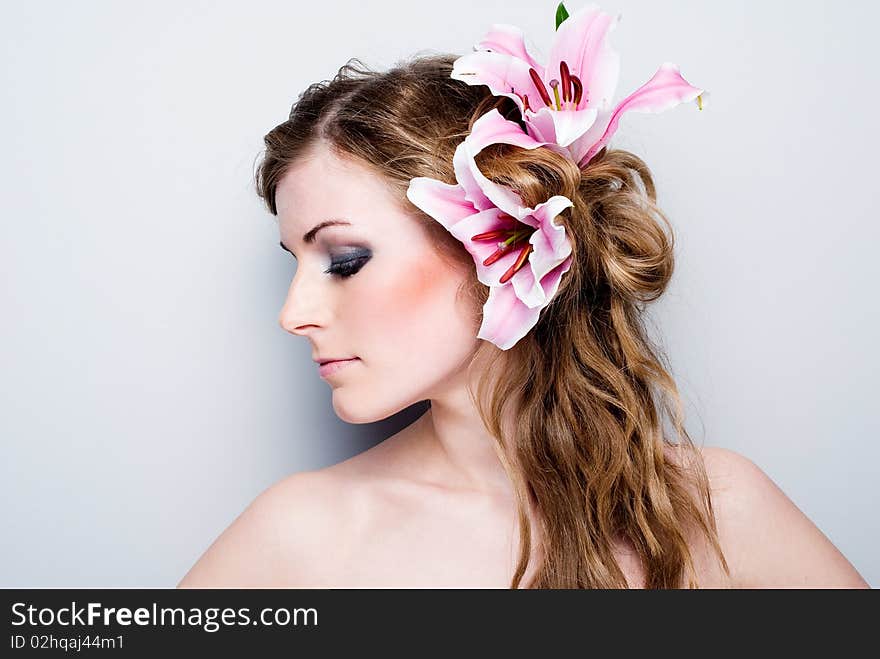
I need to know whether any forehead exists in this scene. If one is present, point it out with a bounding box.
[275,143,406,236]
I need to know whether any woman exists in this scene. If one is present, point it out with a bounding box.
[179,5,869,589]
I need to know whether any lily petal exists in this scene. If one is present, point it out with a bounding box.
[505,198,574,309]
[520,108,593,162]
[521,106,557,143]
[461,109,553,221]
[544,105,599,147]
[444,208,523,288]
[459,146,525,220]
[453,108,544,214]
[577,61,704,167]
[477,283,543,350]
[451,50,542,115]
[537,255,573,305]
[510,260,544,308]
[527,195,575,283]
[475,23,543,71]
[546,4,621,112]
[452,142,495,212]
[466,106,549,154]
[406,177,476,230]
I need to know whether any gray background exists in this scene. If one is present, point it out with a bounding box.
[2,0,876,587]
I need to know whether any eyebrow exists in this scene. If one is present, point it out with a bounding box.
[279,219,352,255]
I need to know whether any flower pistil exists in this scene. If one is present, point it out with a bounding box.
[472,220,536,283]
[527,61,585,112]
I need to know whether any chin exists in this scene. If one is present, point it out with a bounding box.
[330,389,416,425]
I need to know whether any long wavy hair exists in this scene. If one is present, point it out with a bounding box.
[254,54,730,588]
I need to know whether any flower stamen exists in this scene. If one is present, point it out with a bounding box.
[471,229,508,242]
[482,229,531,266]
[570,75,584,106]
[560,61,571,106]
[499,244,534,283]
[528,68,553,108]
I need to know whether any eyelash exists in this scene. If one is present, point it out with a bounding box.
[325,256,369,279]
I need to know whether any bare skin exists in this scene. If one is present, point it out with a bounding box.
[177,411,869,588]
[179,143,869,589]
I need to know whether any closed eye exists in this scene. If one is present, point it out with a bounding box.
[325,255,370,279]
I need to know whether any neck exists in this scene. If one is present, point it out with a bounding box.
[404,364,519,500]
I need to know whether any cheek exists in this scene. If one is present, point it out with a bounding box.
[353,256,474,340]
[393,258,445,307]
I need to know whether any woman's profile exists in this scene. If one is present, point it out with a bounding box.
[179,3,869,589]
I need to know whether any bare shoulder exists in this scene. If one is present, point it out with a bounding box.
[177,468,353,588]
[697,446,870,588]
[177,422,425,588]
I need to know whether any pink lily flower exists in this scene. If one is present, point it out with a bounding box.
[451,2,707,167]
[406,109,574,350]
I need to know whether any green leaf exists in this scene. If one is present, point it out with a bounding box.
[555,2,570,30]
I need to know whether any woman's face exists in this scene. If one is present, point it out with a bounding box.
[276,141,482,423]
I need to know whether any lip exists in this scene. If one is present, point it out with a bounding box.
[317,357,360,378]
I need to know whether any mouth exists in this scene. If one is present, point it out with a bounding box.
[317,357,360,378]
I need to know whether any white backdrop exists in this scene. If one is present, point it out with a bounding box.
[1,0,876,587]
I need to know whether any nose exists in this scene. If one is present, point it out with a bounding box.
[278,267,328,336]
